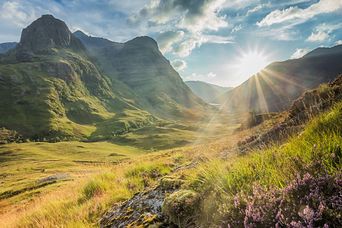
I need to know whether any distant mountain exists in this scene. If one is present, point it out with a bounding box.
[75,31,207,119]
[220,45,342,113]
[0,15,208,141]
[185,81,232,103]
[0,42,17,54]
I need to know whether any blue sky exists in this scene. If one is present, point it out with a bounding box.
[0,0,341,86]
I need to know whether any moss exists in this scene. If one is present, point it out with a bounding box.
[162,190,200,227]
[160,176,184,190]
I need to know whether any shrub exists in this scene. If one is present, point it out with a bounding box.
[221,173,342,227]
[82,179,107,200]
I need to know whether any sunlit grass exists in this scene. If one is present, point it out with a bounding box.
[186,101,342,225]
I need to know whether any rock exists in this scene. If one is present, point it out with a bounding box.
[16,14,84,55]
[40,61,76,81]
[100,185,174,228]
[37,173,70,184]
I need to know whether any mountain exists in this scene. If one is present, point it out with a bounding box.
[74,31,207,119]
[0,15,151,140]
[0,15,207,141]
[220,44,342,113]
[185,81,232,103]
[0,42,17,54]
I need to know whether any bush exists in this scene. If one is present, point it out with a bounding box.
[82,179,107,200]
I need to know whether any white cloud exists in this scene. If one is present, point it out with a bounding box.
[290,48,310,59]
[335,40,342,45]
[185,72,217,81]
[256,24,300,41]
[307,31,329,42]
[134,0,228,32]
[231,24,242,33]
[208,72,217,78]
[129,0,230,57]
[173,34,205,57]
[202,34,234,44]
[257,0,342,27]
[156,30,184,53]
[171,59,187,71]
[0,1,38,27]
[307,23,342,42]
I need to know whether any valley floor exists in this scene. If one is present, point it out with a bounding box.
[0,112,244,227]
[1,86,341,227]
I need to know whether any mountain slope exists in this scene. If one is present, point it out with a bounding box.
[185,80,232,103]
[0,42,17,54]
[0,15,153,140]
[221,45,342,113]
[75,31,208,119]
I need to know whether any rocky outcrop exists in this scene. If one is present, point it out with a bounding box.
[16,15,84,60]
[100,177,184,227]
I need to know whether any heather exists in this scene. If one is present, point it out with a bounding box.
[187,101,342,226]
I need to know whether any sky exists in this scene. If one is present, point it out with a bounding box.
[0,0,341,87]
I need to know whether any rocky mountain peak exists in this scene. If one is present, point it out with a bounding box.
[16,14,84,54]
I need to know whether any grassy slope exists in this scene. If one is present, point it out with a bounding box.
[184,101,342,226]
[2,86,340,227]
[0,49,156,141]
[0,111,240,227]
[0,141,146,226]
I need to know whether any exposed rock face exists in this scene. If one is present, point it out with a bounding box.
[16,15,84,54]
[40,61,76,81]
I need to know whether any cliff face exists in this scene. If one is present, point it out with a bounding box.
[17,15,84,53]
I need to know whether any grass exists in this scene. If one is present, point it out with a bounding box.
[0,149,178,227]
[183,101,342,226]
[0,95,291,227]
[0,141,144,213]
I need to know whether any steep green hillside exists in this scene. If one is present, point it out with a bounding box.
[221,45,342,113]
[185,80,232,103]
[0,15,154,141]
[75,31,208,120]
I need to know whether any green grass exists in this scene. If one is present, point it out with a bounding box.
[0,147,178,227]
[184,101,342,225]
[0,141,144,204]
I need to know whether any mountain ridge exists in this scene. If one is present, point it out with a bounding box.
[0,15,208,141]
[220,44,342,113]
[185,80,232,103]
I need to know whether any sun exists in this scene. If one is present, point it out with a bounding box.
[235,50,270,77]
